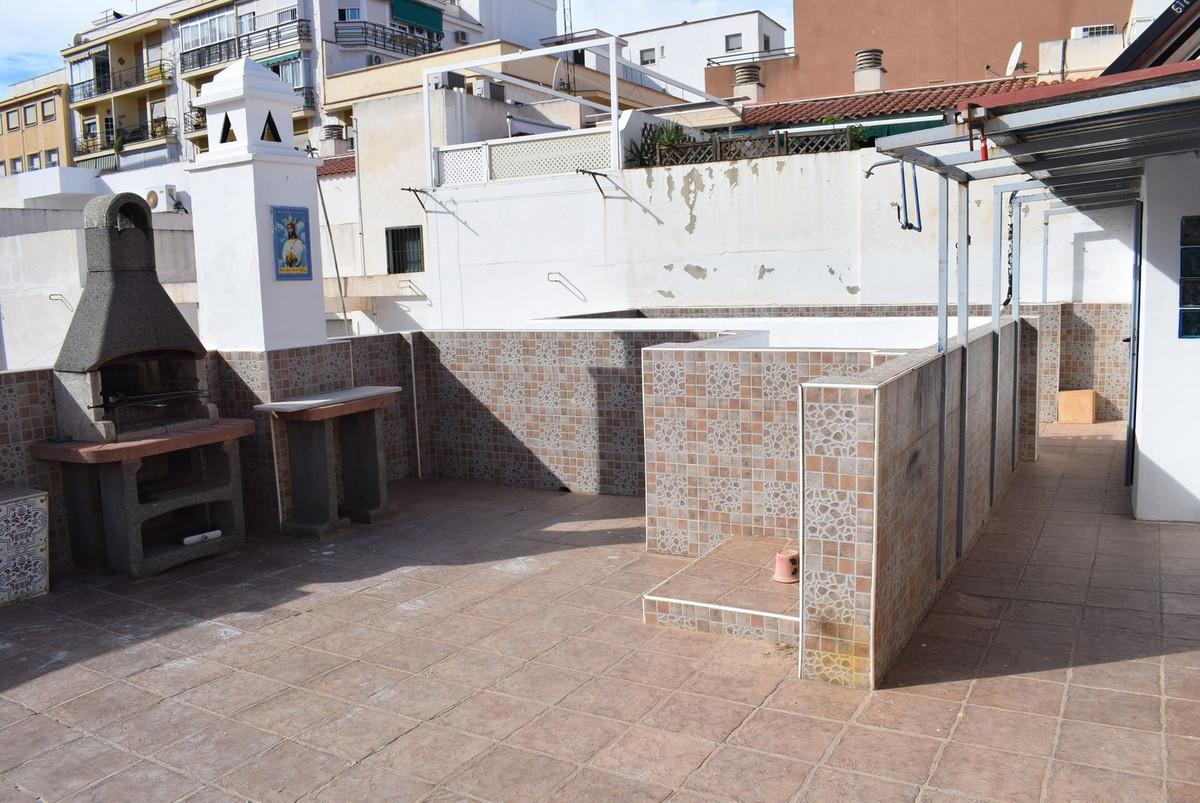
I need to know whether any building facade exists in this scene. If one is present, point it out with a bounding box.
[706,0,1140,102]
[60,0,557,171]
[0,71,71,178]
[621,11,788,92]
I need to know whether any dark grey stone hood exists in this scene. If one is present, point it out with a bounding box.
[55,193,205,373]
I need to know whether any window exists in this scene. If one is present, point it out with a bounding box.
[1080,24,1117,38]
[238,12,256,34]
[10,158,22,175]
[1180,217,1200,337]
[386,227,424,274]
[179,8,236,51]
[277,6,298,23]
[338,7,360,21]
[5,110,18,131]
[83,117,99,140]
[725,33,742,52]
[41,98,55,121]
[763,34,771,51]
[28,153,40,170]
[639,47,656,65]
[24,105,37,126]
[45,149,59,167]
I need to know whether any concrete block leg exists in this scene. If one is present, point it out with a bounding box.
[61,463,108,570]
[98,460,142,577]
[338,408,393,524]
[283,418,349,538]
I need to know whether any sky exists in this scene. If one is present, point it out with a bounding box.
[0,0,795,94]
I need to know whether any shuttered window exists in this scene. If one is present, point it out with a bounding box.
[386,226,424,274]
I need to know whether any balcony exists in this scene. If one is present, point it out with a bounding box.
[334,20,440,58]
[69,60,174,104]
[73,117,177,157]
[180,19,313,74]
[294,86,316,112]
[183,108,207,134]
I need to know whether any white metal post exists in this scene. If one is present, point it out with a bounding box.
[480,140,491,183]
[422,74,433,186]
[938,175,949,352]
[957,180,970,344]
[609,37,620,170]
[1012,193,1023,470]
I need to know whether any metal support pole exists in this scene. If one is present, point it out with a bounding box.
[956,180,969,558]
[990,188,1004,506]
[1011,193,1022,471]
[609,38,620,170]
[936,175,949,578]
[1125,199,1144,487]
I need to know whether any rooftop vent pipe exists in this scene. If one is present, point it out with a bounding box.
[733,63,763,102]
[854,48,886,92]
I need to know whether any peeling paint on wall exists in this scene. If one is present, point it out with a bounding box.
[757,265,775,280]
[666,172,676,202]
[846,285,861,295]
[656,289,675,298]
[776,161,786,174]
[645,171,654,191]
[751,163,760,177]
[725,166,739,188]
[683,264,708,280]
[681,169,705,234]
[663,263,674,272]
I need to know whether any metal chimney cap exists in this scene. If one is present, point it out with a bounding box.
[855,49,885,70]
[84,192,153,232]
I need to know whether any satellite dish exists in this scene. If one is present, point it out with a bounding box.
[1005,41,1023,76]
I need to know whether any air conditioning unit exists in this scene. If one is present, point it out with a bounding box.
[432,71,467,90]
[366,53,384,67]
[144,184,178,213]
[474,80,505,102]
[453,30,469,45]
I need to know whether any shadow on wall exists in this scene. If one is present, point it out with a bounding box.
[1070,228,1125,303]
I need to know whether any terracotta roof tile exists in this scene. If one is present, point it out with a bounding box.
[742,76,1043,126]
[317,154,356,177]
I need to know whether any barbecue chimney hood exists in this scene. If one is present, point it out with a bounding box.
[55,193,205,374]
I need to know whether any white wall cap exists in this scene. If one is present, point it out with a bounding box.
[194,58,298,109]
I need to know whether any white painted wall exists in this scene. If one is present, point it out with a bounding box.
[1134,153,1200,522]
[621,12,788,91]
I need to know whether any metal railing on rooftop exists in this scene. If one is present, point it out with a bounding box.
[654,129,854,167]
[68,59,173,103]
[706,46,796,67]
[179,19,313,74]
[333,20,440,58]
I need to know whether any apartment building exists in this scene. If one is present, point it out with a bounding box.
[61,0,556,171]
[0,70,71,178]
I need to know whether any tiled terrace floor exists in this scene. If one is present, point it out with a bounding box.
[0,422,1198,801]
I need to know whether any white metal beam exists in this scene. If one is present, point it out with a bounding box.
[469,65,611,113]
[612,54,735,108]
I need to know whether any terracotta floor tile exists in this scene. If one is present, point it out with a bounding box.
[435,691,545,740]
[648,628,729,660]
[445,744,575,801]
[561,676,667,722]
[642,691,752,743]
[365,674,473,720]
[47,681,160,729]
[952,705,1058,757]
[1168,665,1200,701]
[82,640,180,679]
[929,742,1047,803]
[306,764,434,802]
[71,761,200,802]
[826,726,941,784]
[1169,734,1200,784]
[472,624,565,660]
[1072,659,1163,695]
[1005,599,1084,628]
[305,624,398,658]
[4,664,110,711]
[248,647,345,685]
[537,636,630,673]
[856,691,961,738]
[800,768,918,802]
[359,634,456,673]
[94,699,215,758]
[428,647,523,687]
[5,737,134,801]
[304,661,407,702]
[298,704,418,760]
[370,723,491,783]
[1064,686,1162,731]
[1168,698,1200,738]
[174,671,286,715]
[546,768,670,803]
[605,649,704,689]
[234,687,348,736]
[1045,760,1163,803]
[766,678,867,720]
[1057,719,1163,776]
[0,715,81,772]
[732,707,842,762]
[489,661,590,704]
[507,708,626,762]
[877,660,973,702]
[198,634,289,669]
[1168,781,1200,802]
[156,720,278,780]
[593,725,715,788]
[685,744,810,803]
[219,740,349,803]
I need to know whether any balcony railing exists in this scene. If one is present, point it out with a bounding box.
[652,129,855,167]
[184,108,207,133]
[180,19,313,74]
[334,20,440,58]
[706,46,796,67]
[69,59,174,103]
[73,117,177,157]
[295,86,316,111]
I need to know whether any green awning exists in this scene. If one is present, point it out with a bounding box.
[391,0,443,34]
[256,50,300,67]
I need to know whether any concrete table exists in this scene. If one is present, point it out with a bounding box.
[31,419,254,578]
[255,386,401,538]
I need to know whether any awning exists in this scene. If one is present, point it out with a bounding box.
[875,61,1200,211]
[257,50,300,68]
[391,0,442,35]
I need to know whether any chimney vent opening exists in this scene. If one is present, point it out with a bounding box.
[855,49,884,71]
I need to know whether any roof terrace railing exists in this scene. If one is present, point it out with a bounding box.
[655,129,855,167]
[68,59,174,103]
[73,116,177,156]
[334,20,441,58]
[706,46,796,68]
[180,18,313,74]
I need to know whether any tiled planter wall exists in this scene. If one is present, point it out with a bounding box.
[0,370,67,570]
[800,319,1027,688]
[410,330,712,496]
[643,345,873,558]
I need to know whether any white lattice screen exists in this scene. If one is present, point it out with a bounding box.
[489,132,612,180]
[438,147,485,185]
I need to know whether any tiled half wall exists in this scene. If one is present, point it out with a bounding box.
[800,318,1029,688]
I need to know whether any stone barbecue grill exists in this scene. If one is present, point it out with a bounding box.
[33,193,252,578]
